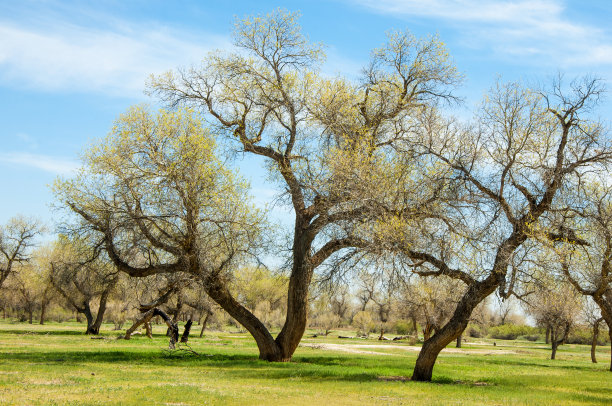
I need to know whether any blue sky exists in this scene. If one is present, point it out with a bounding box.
[1,0,612,234]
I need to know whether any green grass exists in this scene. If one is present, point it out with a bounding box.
[0,321,610,405]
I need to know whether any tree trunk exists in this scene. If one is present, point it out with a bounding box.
[551,340,558,360]
[39,302,47,325]
[180,319,193,343]
[82,303,98,335]
[412,279,493,382]
[88,288,111,335]
[423,323,433,341]
[199,312,210,338]
[205,276,282,361]
[28,309,33,324]
[124,309,155,339]
[591,318,602,363]
[275,231,314,361]
[456,334,462,348]
[145,321,152,338]
[411,316,418,334]
[545,325,550,344]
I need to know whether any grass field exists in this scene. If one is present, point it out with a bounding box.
[0,321,610,405]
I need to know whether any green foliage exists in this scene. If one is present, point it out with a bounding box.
[488,324,541,340]
[391,319,413,335]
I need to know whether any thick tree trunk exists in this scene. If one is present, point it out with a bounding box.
[591,319,602,363]
[28,310,33,324]
[199,312,210,338]
[545,326,550,344]
[456,334,462,348]
[145,321,152,338]
[180,319,193,343]
[275,232,313,361]
[83,303,96,335]
[205,276,282,361]
[411,316,418,334]
[412,280,493,382]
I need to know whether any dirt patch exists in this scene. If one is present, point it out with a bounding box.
[378,375,411,382]
[300,342,517,355]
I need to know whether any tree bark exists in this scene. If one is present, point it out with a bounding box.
[591,318,602,363]
[180,319,193,343]
[39,302,47,325]
[545,325,550,344]
[89,288,111,335]
[205,276,283,361]
[412,280,492,382]
[199,312,210,338]
[274,230,314,361]
[456,334,462,348]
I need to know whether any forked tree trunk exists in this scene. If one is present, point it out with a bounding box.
[550,323,570,360]
[274,235,314,361]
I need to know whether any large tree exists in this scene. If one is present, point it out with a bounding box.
[555,178,612,371]
[54,107,270,351]
[148,9,460,361]
[375,77,611,380]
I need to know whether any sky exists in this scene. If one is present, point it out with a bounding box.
[1,0,612,236]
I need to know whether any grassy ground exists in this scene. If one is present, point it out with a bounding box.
[0,321,610,405]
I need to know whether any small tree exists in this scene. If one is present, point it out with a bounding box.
[525,279,581,359]
[49,237,118,335]
[0,216,42,289]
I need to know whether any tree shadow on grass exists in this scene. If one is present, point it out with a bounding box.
[0,350,399,382]
[0,329,88,336]
[480,357,603,372]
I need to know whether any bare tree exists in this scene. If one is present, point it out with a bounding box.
[49,237,118,334]
[0,216,42,289]
[554,177,612,371]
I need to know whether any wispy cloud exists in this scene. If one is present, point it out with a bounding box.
[0,9,230,97]
[350,0,612,68]
[0,152,78,175]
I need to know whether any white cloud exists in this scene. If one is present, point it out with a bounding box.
[0,16,230,97]
[0,152,78,175]
[350,0,612,68]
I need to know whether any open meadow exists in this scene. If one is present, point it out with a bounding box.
[0,321,610,405]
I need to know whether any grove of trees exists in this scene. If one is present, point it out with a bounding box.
[1,9,611,381]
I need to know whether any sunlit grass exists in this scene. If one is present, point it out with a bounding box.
[0,321,610,405]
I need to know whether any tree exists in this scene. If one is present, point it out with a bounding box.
[375,77,611,380]
[525,279,581,359]
[49,237,118,334]
[0,216,42,289]
[148,9,460,361]
[554,178,612,371]
[54,107,272,353]
[400,277,464,341]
